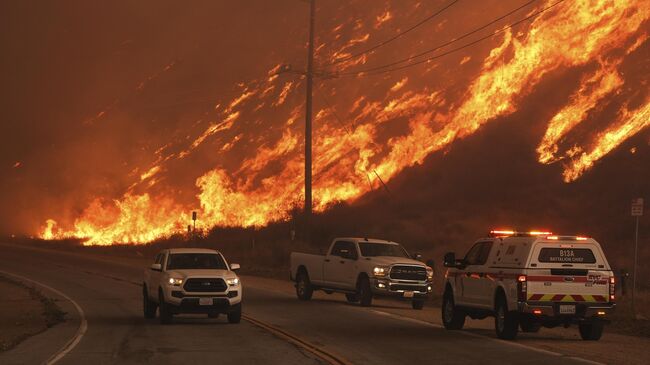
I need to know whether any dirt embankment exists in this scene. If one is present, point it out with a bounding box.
[0,275,65,352]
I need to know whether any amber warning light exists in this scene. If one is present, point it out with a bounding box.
[489,230,553,237]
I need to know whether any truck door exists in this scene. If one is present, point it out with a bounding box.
[324,241,346,287]
[324,241,358,289]
[460,241,493,306]
[148,252,164,298]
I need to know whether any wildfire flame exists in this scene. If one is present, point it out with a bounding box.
[40,0,649,245]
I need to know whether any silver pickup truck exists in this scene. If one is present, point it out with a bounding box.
[290,238,433,309]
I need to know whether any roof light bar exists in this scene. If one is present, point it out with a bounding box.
[545,235,590,241]
[490,230,515,236]
[489,230,553,237]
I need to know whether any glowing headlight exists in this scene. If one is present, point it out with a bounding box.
[226,277,240,286]
[426,266,434,281]
[168,277,183,286]
[373,266,389,277]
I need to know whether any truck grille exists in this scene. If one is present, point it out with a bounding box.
[389,265,427,281]
[390,284,428,292]
[183,278,227,293]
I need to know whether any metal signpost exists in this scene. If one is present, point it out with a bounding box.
[631,198,643,314]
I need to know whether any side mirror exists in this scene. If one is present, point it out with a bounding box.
[443,252,456,268]
[150,263,162,271]
[230,263,241,271]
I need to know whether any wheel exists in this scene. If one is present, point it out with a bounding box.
[495,295,518,340]
[579,321,604,341]
[357,277,373,307]
[143,286,157,319]
[441,290,465,330]
[158,290,173,325]
[519,316,541,333]
[345,293,359,303]
[412,299,425,310]
[295,271,313,301]
[228,303,242,324]
[208,313,220,319]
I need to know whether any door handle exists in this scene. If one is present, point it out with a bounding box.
[340,261,345,264]
[324,259,330,262]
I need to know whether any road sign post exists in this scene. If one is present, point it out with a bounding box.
[631,198,643,316]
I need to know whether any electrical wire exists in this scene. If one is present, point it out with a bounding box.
[329,0,459,65]
[337,0,565,77]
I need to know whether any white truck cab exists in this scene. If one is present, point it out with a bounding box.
[143,248,242,324]
[442,231,615,340]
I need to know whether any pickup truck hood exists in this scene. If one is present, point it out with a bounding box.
[369,256,427,267]
[168,269,234,278]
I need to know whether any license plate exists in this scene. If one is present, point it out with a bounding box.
[403,291,414,298]
[559,304,575,314]
[199,298,213,306]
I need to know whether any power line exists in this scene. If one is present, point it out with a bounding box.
[329,0,459,65]
[337,0,561,77]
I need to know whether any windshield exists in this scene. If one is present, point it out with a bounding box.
[166,253,228,270]
[359,242,409,258]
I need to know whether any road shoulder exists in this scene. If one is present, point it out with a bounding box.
[0,274,64,352]
[0,272,81,365]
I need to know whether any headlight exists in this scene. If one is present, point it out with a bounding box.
[168,277,183,286]
[373,266,390,277]
[226,277,240,286]
[426,266,434,281]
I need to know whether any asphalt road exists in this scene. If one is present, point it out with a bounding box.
[0,243,634,365]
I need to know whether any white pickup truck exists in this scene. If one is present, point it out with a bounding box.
[442,231,615,340]
[143,248,242,324]
[290,238,433,309]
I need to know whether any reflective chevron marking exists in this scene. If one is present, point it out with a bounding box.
[527,293,608,302]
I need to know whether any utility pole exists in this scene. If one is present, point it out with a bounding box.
[631,198,643,317]
[304,0,315,243]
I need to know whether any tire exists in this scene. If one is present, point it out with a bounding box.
[494,295,518,340]
[357,277,373,307]
[412,299,425,310]
[345,293,359,303]
[143,286,157,319]
[228,303,242,324]
[441,290,465,330]
[158,290,173,325]
[579,321,604,341]
[296,271,313,301]
[519,316,541,333]
[208,313,220,319]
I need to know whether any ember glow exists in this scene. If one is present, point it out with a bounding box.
[34,0,648,245]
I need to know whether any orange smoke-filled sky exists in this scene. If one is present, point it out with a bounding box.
[0,0,648,244]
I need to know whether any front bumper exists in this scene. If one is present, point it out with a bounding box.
[519,301,615,320]
[163,283,242,313]
[371,277,432,299]
[167,297,240,314]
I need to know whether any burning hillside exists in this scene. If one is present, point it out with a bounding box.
[21,0,649,245]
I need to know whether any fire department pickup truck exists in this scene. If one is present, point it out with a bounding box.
[290,238,434,309]
[143,248,242,324]
[442,231,615,340]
